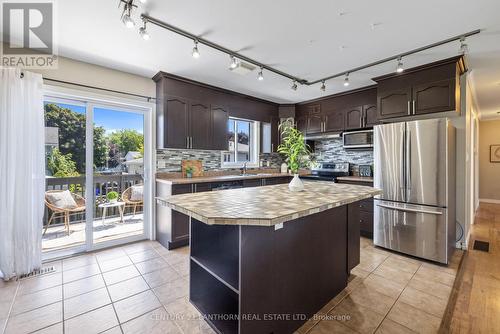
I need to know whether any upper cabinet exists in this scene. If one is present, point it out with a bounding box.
[154,72,279,150]
[373,56,465,120]
[295,87,378,135]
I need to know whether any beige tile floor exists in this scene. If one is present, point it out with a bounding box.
[297,237,463,334]
[1,237,462,334]
[0,240,213,334]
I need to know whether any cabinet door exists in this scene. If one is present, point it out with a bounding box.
[323,109,343,132]
[211,106,229,150]
[412,78,455,115]
[296,116,307,134]
[344,106,363,130]
[190,102,211,149]
[271,116,280,152]
[363,104,378,127]
[165,97,189,149]
[377,88,412,119]
[347,203,360,272]
[307,109,323,134]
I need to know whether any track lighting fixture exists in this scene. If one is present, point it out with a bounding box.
[229,55,238,69]
[131,14,480,91]
[121,3,135,29]
[139,19,150,40]
[138,0,147,3]
[258,67,264,81]
[192,40,200,58]
[343,73,350,87]
[396,56,404,73]
[459,37,469,55]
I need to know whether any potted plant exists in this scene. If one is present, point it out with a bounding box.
[277,121,312,192]
[106,191,119,203]
[185,166,194,178]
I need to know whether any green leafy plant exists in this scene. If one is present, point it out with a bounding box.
[106,191,119,201]
[185,166,194,177]
[277,121,312,174]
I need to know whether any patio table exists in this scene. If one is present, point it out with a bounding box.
[98,201,125,224]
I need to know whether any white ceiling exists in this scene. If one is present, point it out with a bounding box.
[46,1,500,118]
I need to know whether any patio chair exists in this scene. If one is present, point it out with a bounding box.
[121,185,143,216]
[44,190,86,235]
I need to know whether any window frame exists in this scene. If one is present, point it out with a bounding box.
[221,117,260,168]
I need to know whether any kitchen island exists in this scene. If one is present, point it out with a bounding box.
[159,181,380,334]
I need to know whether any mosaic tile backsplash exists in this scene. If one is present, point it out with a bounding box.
[312,138,373,174]
[156,138,372,174]
[156,149,283,172]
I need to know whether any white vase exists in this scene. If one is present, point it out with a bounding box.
[288,174,304,192]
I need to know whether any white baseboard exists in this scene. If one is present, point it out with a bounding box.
[479,198,500,204]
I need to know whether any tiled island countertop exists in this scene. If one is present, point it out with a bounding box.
[159,181,381,226]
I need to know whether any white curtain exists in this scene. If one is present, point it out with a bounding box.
[0,68,45,280]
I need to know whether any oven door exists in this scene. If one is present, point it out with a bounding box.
[374,200,448,263]
[343,130,373,149]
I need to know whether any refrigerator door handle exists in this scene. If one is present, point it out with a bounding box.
[406,128,412,199]
[400,127,406,200]
[376,203,443,215]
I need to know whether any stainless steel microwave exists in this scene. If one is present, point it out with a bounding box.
[342,129,373,149]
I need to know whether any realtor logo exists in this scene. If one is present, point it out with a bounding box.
[1,1,57,68]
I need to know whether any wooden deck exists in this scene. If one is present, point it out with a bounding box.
[42,214,144,252]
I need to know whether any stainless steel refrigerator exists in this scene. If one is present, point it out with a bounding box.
[373,118,456,264]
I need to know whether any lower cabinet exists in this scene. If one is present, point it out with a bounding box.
[347,202,360,272]
[338,179,374,239]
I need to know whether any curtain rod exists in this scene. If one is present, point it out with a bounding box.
[43,77,156,102]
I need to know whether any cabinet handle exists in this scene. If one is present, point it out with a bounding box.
[186,137,189,148]
[271,143,274,152]
[412,100,416,115]
[190,137,193,149]
[407,101,411,115]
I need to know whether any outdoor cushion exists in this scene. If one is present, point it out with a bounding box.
[130,185,144,201]
[46,190,78,209]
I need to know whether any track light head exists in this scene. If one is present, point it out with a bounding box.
[258,67,264,81]
[343,73,350,87]
[396,56,404,73]
[459,37,469,55]
[138,0,147,3]
[192,40,200,58]
[121,4,135,28]
[320,80,326,92]
[229,55,238,69]
[291,80,298,91]
[138,19,150,40]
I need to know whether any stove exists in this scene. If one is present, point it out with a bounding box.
[301,162,350,182]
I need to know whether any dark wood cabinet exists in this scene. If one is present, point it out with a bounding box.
[412,78,456,115]
[338,179,374,239]
[190,102,211,150]
[296,116,307,134]
[271,116,280,152]
[344,106,364,130]
[377,87,412,119]
[211,106,229,150]
[307,105,323,134]
[363,104,378,127]
[374,56,465,120]
[165,98,189,149]
[324,109,344,132]
[243,179,262,188]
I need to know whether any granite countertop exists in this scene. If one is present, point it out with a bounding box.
[337,176,374,183]
[156,172,292,185]
[158,181,381,227]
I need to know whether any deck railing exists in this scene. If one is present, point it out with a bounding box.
[44,174,143,226]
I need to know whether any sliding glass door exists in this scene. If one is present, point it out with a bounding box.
[42,92,152,258]
[91,105,146,246]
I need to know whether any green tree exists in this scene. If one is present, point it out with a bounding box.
[45,103,107,173]
[108,129,144,157]
[47,148,79,177]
